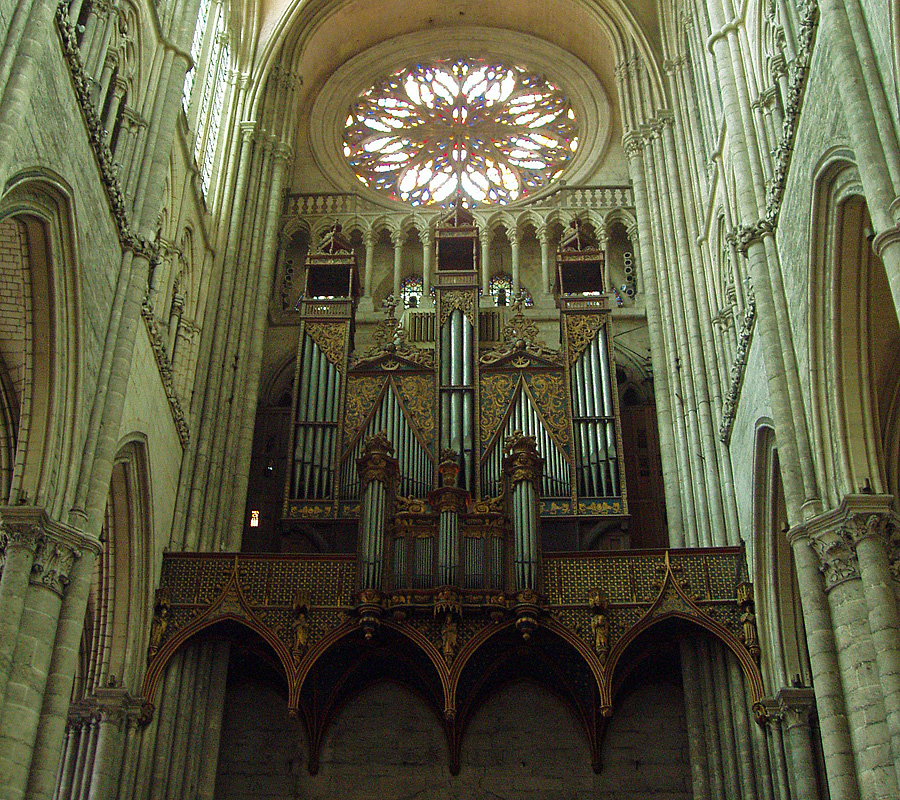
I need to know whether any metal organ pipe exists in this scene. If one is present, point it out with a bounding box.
[293,335,314,497]
[341,386,434,502]
[597,326,619,492]
[585,345,608,496]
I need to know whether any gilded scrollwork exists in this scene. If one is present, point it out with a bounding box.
[565,314,604,364]
[479,373,518,449]
[526,373,570,448]
[305,322,348,372]
[438,290,476,328]
[480,298,561,366]
[351,305,433,369]
[395,375,436,449]
[342,375,387,453]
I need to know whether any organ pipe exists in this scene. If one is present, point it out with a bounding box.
[341,384,433,500]
[570,323,620,498]
[503,433,543,591]
[291,335,343,500]
[357,433,398,589]
[481,388,569,499]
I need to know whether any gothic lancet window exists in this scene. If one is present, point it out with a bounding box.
[343,59,579,206]
[182,0,230,197]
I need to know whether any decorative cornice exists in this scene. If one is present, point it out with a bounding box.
[719,290,756,442]
[55,2,156,259]
[140,300,190,447]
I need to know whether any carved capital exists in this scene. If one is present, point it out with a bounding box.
[31,537,81,596]
[0,517,43,556]
[1,507,99,596]
[799,495,898,591]
[809,533,859,591]
[502,431,544,488]
[357,432,399,491]
[775,687,816,732]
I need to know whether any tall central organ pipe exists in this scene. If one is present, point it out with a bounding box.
[440,309,475,491]
[503,433,543,590]
[357,433,398,589]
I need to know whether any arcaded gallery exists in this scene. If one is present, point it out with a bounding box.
[0,0,899,797]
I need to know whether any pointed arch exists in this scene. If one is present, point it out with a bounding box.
[809,153,900,502]
[0,174,82,518]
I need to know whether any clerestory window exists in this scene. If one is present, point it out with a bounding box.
[182,0,230,198]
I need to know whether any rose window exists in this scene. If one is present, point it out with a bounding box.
[343,59,579,206]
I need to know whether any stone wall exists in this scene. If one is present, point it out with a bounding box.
[215,678,692,800]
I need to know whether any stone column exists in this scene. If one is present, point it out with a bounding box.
[537,224,553,294]
[756,699,790,800]
[104,78,128,146]
[26,545,101,800]
[815,0,900,316]
[421,228,433,307]
[357,433,398,589]
[776,687,820,800]
[503,433,543,590]
[391,229,406,303]
[838,496,900,788]
[623,134,684,544]
[596,226,609,293]
[788,531,860,800]
[0,510,94,800]
[0,511,42,712]
[479,227,492,299]
[805,501,899,800]
[509,228,521,295]
[363,228,376,300]
[0,0,60,179]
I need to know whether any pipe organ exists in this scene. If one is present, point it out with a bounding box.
[284,209,626,591]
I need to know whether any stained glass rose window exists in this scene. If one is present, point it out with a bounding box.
[343,59,578,206]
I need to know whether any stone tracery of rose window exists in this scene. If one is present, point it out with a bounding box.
[343,59,579,206]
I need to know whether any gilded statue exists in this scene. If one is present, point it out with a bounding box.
[148,590,171,658]
[290,589,311,664]
[441,613,459,662]
[588,588,610,661]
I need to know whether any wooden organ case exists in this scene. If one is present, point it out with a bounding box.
[144,216,766,763]
[282,212,627,595]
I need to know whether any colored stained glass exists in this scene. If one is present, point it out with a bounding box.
[344,60,578,206]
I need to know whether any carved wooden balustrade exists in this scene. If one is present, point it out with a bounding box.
[142,544,764,773]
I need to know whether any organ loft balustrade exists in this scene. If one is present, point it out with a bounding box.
[140,208,767,774]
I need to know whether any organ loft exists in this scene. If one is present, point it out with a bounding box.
[142,202,765,774]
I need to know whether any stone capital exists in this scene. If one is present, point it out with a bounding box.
[775,687,816,732]
[0,508,45,556]
[791,494,897,591]
[1,506,100,596]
